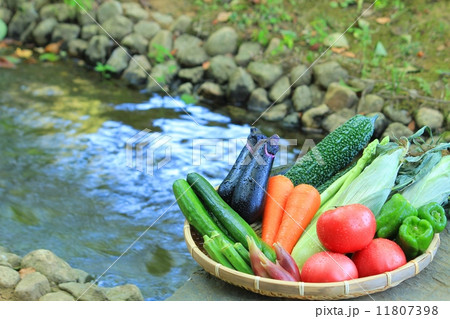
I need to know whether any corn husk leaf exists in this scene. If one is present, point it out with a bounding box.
[401,155,450,208]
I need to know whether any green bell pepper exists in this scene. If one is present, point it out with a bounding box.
[376,193,418,239]
[397,216,434,260]
[417,202,447,233]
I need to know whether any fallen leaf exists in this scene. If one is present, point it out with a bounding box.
[202,61,210,70]
[417,51,424,58]
[25,57,38,64]
[341,51,356,58]
[45,40,63,54]
[408,121,415,132]
[216,11,232,23]
[170,48,178,56]
[309,43,320,51]
[0,56,16,69]
[376,17,391,24]
[331,47,346,54]
[436,44,445,51]
[14,48,33,59]
[19,267,36,278]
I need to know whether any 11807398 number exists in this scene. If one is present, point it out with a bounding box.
[377,305,438,316]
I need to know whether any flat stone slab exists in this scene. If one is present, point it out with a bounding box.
[167,226,449,301]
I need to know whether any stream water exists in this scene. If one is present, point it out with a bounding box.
[0,60,303,300]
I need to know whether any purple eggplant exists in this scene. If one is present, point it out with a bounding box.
[230,134,280,224]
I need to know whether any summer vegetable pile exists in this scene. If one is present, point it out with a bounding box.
[173,115,449,284]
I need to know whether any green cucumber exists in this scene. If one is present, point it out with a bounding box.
[203,235,234,269]
[173,179,234,245]
[284,114,376,188]
[186,172,277,262]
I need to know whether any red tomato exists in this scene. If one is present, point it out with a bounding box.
[352,238,406,277]
[301,252,358,283]
[317,204,376,253]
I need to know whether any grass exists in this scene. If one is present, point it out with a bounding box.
[186,0,449,112]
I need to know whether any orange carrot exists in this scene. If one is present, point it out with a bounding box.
[274,184,321,254]
[262,175,294,247]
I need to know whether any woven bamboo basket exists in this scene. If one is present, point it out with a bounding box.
[183,219,440,300]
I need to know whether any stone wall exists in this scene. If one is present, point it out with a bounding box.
[1,0,448,140]
[0,246,143,301]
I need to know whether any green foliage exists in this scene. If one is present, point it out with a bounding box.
[252,26,270,46]
[0,19,7,41]
[39,53,60,62]
[411,77,432,96]
[180,94,197,105]
[149,44,174,64]
[63,0,93,11]
[94,62,116,79]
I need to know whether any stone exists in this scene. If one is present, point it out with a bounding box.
[0,266,20,288]
[134,20,160,40]
[0,8,12,24]
[383,104,412,125]
[227,67,256,105]
[148,30,173,61]
[0,253,22,270]
[310,84,325,106]
[4,0,27,10]
[235,42,262,66]
[197,82,225,102]
[292,85,313,112]
[348,78,375,94]
[77,9,96,26]
[205,26,238,56]
[282,112,300,128]
[247,62,283,88]
[269,76,291,102]
[86,35,113,64]
[145,60,179,93]
[206,55,237,84]
[39,291,75,301]
[176,82,193,96]
[39,3,77,22]
[81,24,100,41]
[323,33,350,48]
[106,47,131,74]
[313,61,349,88]
[323,82,358,111]
[289,64,312,88]
[122,55,152,87]
[301,104,330,129]
[102,15,133,41]
[8,3,38,39]
[367,112,389,138]
[122,33,149,55]
[357,94,384,114]
[70,268,92,284]
[151,12,174,28]
[32,18,58,46]
[382,122,414,140]
[14,272,51,301]
[104,284,144,301]
[21,249,77,284]
[248,88,270,112]
[322,109,356,132]
[171,15,192,34]
[59,282,107,301]
[262,103,290,122]
[415,107,444,130]
[122,2,149,22]
[264,38,288,57]
[51,23,81,44]
[67,39,88,57]
[176,44,209,67]
[97,0,122,24]
[178,67,204,84]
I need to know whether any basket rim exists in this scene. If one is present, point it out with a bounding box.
[183,219,440,300]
